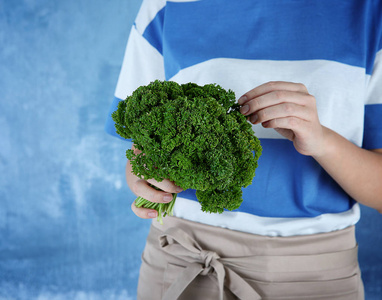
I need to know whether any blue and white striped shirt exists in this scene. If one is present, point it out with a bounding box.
[105,0,382,236]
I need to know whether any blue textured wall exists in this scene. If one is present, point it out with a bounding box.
[0,0,381,299]
[0,0,145,299]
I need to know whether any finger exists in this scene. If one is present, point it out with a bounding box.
[131,201,158,219]
[238,81,308,105]
[132,144,142,154]
[147,178,183,194]
[261,116,308,132]
[240,90,315,116]
[248,102,312,125]
[133,179,174,203]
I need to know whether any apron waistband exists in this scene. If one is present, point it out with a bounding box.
[159,226,358,300]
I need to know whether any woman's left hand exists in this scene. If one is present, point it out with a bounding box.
[239,81,325,157]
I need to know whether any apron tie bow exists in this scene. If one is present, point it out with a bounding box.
[199,250,220,275]
[159,227,262,300]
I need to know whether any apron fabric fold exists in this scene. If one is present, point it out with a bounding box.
[137,216,364,300]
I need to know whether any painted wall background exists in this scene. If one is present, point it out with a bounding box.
[0,0,381,299]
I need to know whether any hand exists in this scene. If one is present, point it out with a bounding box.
[126,146,183,219]
[238,81,325,157]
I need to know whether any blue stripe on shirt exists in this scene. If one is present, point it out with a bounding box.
[142,0,381,79]
[178,138,356,218]
[363,104,382,150]
[142,7,165,55]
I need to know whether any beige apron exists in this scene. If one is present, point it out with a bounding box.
[137,216,364,300]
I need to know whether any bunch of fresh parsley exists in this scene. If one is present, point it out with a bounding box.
[112,80,262,223]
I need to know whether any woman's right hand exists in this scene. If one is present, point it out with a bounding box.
[126,145,183,219]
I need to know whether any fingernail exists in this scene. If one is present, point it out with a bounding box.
[148,211,157,218]
[238,95,247,105]
[250,114,258,124]
[240,105,249,115]
[175,187,183,193]
[163,194,173,202]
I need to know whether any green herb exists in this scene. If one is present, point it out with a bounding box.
[112,80,262,224]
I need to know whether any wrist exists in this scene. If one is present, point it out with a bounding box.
[312,126,336,160]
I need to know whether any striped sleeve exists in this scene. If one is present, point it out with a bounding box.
[364,49,382,150]
[363,2,382,150]
[104,0,166,140]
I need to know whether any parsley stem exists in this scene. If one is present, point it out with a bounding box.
[134,193,178,224]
